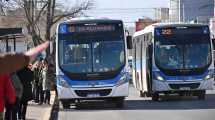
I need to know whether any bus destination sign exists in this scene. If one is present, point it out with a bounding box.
[156,26,209,36]
[68,25,115,33]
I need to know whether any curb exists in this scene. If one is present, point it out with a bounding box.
[42,91,56,120]
[49,95,60,120]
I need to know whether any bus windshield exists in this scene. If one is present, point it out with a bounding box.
[59,40,125,74]
[155,32,211,71]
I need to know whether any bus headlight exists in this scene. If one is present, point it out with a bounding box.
[58,77,70,88]
[204,72,213,80]
[157,75,165,81]
[204,70,214,80]
[116,75,128,86]
[154,72,165,81]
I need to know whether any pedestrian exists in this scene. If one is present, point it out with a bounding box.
[0,74,16,120]
[32,61,43,103]
[46,55,57,97]
[38,59,45,105]
[0,41,49,75]
[17,66,34,120]
[43,59,52,105]
[4,72,23,120]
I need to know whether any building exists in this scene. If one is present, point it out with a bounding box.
[154,8,169,22]
[169,0,214,23]
[0,11,27,53]
[0,38,27,53]
[135,18,159,31]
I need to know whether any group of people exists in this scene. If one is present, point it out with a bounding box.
[0,42,50,120]
[32,59,52,105]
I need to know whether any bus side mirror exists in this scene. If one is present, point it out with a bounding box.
[212,38,215,50]
[127,35,133,49]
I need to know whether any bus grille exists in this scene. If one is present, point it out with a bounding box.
[169,83,200,90]
[75,89,112,97]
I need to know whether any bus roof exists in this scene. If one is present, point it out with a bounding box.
[133,22,208,37]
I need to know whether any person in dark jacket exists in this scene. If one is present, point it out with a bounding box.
[17,66,34,120]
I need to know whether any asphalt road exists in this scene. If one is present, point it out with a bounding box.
[56,86,215,120]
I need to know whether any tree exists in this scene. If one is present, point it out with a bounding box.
[1,0,94,47]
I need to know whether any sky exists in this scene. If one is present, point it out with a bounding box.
[63,0,169,26]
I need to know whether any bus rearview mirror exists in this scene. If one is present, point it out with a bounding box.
[212,38,215,50]
[127,36,133,49]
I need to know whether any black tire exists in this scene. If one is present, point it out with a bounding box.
[62,101,70,109]
[146,92,152,97]
[198,90,206,100]
[140,91,146,97]
[178,92,184,97]
[114,97,125,108]
[152,93,159,101]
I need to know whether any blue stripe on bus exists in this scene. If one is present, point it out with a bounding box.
[57,68,128,86]
[134,59,212,81]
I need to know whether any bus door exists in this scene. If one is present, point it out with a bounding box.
[146,34,153,95]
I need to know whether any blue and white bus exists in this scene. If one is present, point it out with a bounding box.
[56,18,132,108]
[132,23,214,101]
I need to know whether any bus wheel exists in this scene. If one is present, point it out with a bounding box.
[140,91,146,97]
[198,90,206,100]
[62,101,70,109]
[146,92,152,97]
[115,97,125,108]
[152,93,159,101]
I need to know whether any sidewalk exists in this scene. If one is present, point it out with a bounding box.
[26,91,56,120]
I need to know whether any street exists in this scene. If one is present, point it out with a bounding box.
[55,86,215,120]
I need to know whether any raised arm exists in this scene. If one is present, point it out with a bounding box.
[0,53,29,75]
[0,41,49,75]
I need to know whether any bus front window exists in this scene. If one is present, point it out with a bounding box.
[155,34,211,73]
[156,44,183,69]
[93,41,125,72]
[59,40,125,74]
[184,44,211,69]
[60,42,92,73]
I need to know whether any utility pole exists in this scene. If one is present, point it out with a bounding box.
[182,3,185,22]
[178,0,181,22]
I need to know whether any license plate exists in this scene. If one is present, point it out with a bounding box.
[87,93,100,97]
[180,87,190,90]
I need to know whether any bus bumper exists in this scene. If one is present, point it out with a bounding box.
[57,82,129,100]
[153,79,214,92]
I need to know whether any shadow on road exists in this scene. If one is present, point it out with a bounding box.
[125,94,215,110]
[58,94,215,112]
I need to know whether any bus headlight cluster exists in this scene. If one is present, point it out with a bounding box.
[116,74,128,86]
[154,72,165,81]
[156,75,165,81]
[58,77,70,88]
[204,70,214,80]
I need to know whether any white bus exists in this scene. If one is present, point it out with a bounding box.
[55,18,132,108]
[132,23,214,101]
